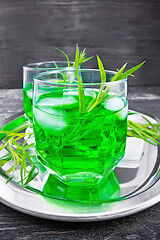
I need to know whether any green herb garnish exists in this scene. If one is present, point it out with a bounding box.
[55,46,145,114]
[127,112,160,146]
[0,123,38,185]
[87,55,110,112]
[55,47,93,67]
[111,61,146,81]
[56,46,93,85]
[73,47,93,66]
[55,48,70,67]
[75,44,86,114]
[87,56,145,113]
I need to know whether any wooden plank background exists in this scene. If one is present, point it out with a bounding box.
[0,0,160,88]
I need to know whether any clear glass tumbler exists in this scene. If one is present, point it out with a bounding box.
[23,61,74,121]
[33,69,128,203]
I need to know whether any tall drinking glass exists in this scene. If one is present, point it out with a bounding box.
[33,69,128,203]
[23,61,74,121]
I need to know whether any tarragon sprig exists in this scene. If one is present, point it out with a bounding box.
[0,123,38,185]
[55,48,70,67]
[127,112,160,146]
[75,44,86,114]
[55,46,93,84]
[87,56,146,112]
[55,47,145,114]
[111,61,146,81]
[87,55,110,112]
[55,47,93,67]
[73,47,93,66]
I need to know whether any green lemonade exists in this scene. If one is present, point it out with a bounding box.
[33,88,128,194]
[23,82,33,121]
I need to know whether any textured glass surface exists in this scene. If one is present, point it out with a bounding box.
[32,69,128,203]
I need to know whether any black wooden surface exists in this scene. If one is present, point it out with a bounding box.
[0,87,160,240]
[1,0,160,88]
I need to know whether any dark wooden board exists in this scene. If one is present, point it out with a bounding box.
[0,87,160,239]
[0,203,160,240]
[0,0,160,88]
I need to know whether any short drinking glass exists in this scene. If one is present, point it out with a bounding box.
[23,61,74,121]
[33,69,128,203]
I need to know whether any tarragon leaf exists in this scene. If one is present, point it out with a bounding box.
[111,63,127,82]
[116,61,146,81]
[55,48,70,67]
[25,165,39,185]
[75,44,85,114]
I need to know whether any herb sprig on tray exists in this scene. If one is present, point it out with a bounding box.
[127,112,160,146]
[0,123,38,185]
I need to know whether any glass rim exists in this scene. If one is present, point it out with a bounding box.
[23,60,74,70]
[33,68,127,86]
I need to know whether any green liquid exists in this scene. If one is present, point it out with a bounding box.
[23,82,33,121]
[33,88,127,202]
[42,171,120,203]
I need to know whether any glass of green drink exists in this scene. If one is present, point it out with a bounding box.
[23,61,74,121]
[33,69,128,203]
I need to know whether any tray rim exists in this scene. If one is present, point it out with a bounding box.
[0,173,160,222]
[0,111,159,222]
